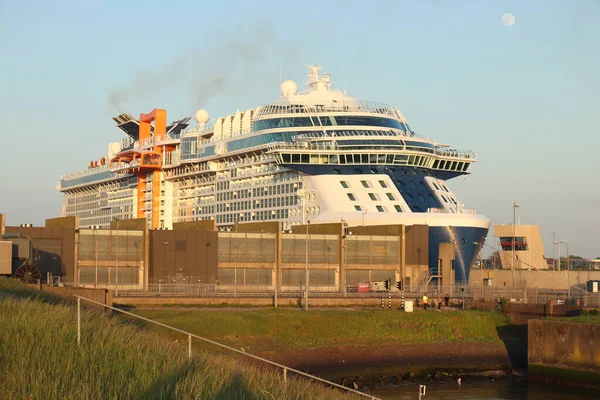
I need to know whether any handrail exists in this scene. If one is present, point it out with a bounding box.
[74,295,379,399]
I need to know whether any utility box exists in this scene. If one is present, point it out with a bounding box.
[370,281,386,292]
[356,283,369,293]
[404,300,414,312]
[0,241,12,275]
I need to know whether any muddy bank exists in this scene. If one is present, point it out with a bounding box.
[259,342,525,385]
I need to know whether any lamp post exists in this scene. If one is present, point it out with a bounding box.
[305,213,309,310]
[115,217,120,296]
[163,241,169,287]
[552,231,556,271]
[94,227,98,288]
[234,214,243,298]
[554,241,570,299]
[512,202,520,289]
[297,188,315,311]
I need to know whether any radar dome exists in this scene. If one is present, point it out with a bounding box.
[280,80,298,97]
[194,109,210,125]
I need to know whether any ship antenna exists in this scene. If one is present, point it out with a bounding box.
[345,67,348,93]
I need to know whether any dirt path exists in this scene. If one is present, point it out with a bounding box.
[258,342,518,380]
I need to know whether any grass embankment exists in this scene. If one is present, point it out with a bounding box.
[550,310,600,324]
[135,308,511,352]
[0,278,354,400]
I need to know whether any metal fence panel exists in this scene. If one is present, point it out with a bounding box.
[282,234,338,265]
[78,230,143,262]
[79,266,139,284]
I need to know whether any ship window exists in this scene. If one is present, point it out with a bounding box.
[386,193,396,201]
[441,195,448,203]
[361,180,371,188]
[376,205,385,212]
[378,180,388,188]
[340,181,350,188]
[354,205,362,211]
[347,193,357,201]
[368,193,379,201]
[394,205,403,212]
[432,182,440,190]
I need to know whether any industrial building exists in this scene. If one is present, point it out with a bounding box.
[0,213,462,293]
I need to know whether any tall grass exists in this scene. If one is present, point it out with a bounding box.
[0,278,355,400]
[136,308,511,352]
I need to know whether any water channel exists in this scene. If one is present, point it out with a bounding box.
[369,377,598,399]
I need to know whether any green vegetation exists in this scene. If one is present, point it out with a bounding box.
[136,308,511,352]
[550,309,600,324]
[0,278,354,400]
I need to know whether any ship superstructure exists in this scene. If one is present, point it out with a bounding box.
[58,65,490,281]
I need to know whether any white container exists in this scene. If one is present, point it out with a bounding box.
[404,300,413,312]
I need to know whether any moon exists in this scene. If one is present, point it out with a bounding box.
[501,13,516,27]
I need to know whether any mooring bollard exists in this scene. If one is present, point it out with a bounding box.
[418,384,426,399]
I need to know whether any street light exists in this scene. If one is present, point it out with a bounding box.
[234,213,243,298]
[297,188,315,311]
[552,231,556,271]
[114,217,120,296]
[554,241,570,299]
[512,201,520,288]
[93,227,99,288]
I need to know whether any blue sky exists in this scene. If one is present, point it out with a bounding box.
[1,1,598,258]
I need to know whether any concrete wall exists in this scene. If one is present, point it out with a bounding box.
[0,241,11,275]
[46,216,78,229]
[116,295,404,308]
[0,213,5,236]
[172,219,216,231]
[529,319,600,378]
[469,269,600,290]
[26,284,112,310]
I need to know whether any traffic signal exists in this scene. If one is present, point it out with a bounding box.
[384,279,390,291]
[396,281,402,290]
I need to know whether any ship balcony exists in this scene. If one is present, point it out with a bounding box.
[111,159,140,173]
[426,207,477,215]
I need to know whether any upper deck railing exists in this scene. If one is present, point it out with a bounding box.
[60,165,110,180]
[436,148,477,159]
[427,207,477,215]
[253,100,403,119]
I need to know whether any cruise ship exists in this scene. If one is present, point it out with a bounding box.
[58,65,489,281]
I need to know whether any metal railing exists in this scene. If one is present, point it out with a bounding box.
[74,295,378,399]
